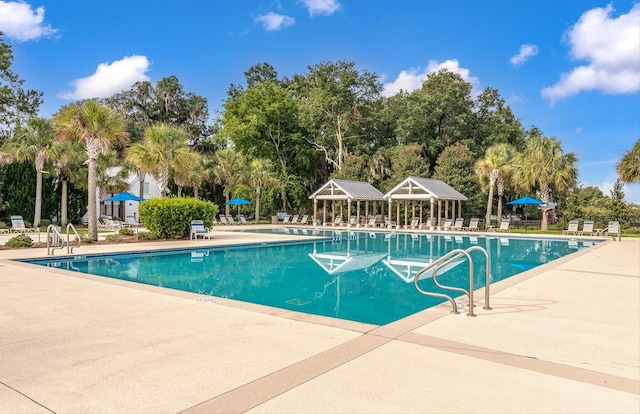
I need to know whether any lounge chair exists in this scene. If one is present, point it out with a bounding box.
[365,216,378,228]
[452,218,464,231]
[488,218,510,232]
[219,214,230,225]
[440,218,453,230]
[298,215,309,225]
[405,217,419,229]
[596,221,620,237]
[101,216,124,231]
[464,218,480,231]
[10,215,36,233]
[238,214,249,224]
[421,218,434,229]
[281,215,292,225]
[190,220,211,240]
[347,215,357,227]
[227,215,236,225]
[579,221,594,236]
[384,216,398,229]
[290,214,300,225]
[330,215,342,226]
[562,220,579,235]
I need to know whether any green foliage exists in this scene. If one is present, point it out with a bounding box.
[137,231,157,240]
[139,197,218,239]
[118,227,135,236]
[5,234,33,248]
[433,143,483,217]
[105,234,124,242]
[0,162,56,223]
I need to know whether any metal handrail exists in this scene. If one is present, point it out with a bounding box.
[46,224,65,255]
[66,223,81,253]
[414,246,491,317]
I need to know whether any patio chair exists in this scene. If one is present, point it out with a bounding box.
[579,221,594,236]
[365,216,378,228]
[290,214,300,225]
[190,220,211,240]
[227,215,236,225]
[330,215,342,226]
[102,216,124,231]
[347,215,357,227]
[562,220,579,235]
[238,214,249,225]
[440,218,453,230]
[281,215,292,225]
[298,215,309,225]
[596,221,620,237]
[488,218,511,232]
[384,216,398,229]
[405,217,420,229]
[452,218,464,231]
[10,215,36,233]
[464,218,480,231]
[421,218,434,229]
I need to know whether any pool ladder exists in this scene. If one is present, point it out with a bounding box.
[414,246,491,317]
[46,223,82,255]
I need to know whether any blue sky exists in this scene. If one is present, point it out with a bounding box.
[2,0,639,202]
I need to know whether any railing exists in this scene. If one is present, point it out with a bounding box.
[414,246,491,317]
[46,223,82,255]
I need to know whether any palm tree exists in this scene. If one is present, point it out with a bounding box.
[96,151,130,217]
[125,123,197,198]
[475,143,516,228]
[616,138,640,183]
[174,153,209,198]
[250,158,278,223]
[513,134,577,231]
[210,148,247,216]
[4,117,66,227]
[53,100,129,240]
[55,142,85,226]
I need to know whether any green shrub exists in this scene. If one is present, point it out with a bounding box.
[82,236,95,244]
[40,219,51,227]
[137,231,157,240]
[105,234,124,242]
[119,227,135,236]
[5,234,33,248]
[139,197,218,239]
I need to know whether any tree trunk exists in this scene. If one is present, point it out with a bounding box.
[540,184,550,231]
[88,159,98,240]
[61,179,68,226]
[193,186,199,199]
[485,181,495,228]
[138,171,145,199]
[34,171,42,228]
[255,186,261,224]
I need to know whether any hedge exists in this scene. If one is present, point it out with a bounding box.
[138,197,218,239]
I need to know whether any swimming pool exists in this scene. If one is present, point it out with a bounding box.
[20,232,597,325]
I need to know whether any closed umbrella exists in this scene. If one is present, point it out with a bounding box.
[506,196,545,232]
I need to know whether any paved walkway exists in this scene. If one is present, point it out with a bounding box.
[0,227,638,413]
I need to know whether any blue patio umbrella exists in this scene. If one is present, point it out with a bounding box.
[226,197,253,215]
[106,192,144,223]
[506,196,545,231]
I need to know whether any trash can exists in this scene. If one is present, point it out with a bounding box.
[271,216,279,224]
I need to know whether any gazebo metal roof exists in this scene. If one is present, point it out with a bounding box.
[383,176,467,201]
[309,179,384,201]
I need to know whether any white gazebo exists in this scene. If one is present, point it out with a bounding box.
[383,176,467,229]
[309,179,385,227]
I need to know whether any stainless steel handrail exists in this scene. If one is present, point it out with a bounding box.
[66,223,81,253]
[46,224,65,255]
[414,246,491,317]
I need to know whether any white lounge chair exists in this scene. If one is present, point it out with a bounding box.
[281,215,292,225]
[10,215,36,233]
[440,218,453,230]
[298,215,309,225]
[488,218,510,233]
[219,214,229,225]
[238,214,249,224]
[384,216,398,229]
[190,220,211,240]
[227,215,236,225]
[579,221,594,236]
[464,218,480,231]
[405,217,419,229]
[364,216,378,228]
[452,218,464,231]
[596,221,620,237]
[563,220,579,235]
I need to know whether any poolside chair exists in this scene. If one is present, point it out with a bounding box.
[562,220,579,235]
[10,215,36,233]
[596,221,620,237]
[440,218,453,231]
[102,216,124,231]
[452,218,465,231]
[297,215,309,225]
[579,221,594,236]
[405,217,420,229]
[330,215,342,226]
[281,215,292,225]
[226,215,236,225]
[290,214,300,225]
[238,214,249,225]
[365,216,378,228]
[190,220,211,240]
[219,214,230,225]
[421,218,434,229]
[384,216,398,229]
[464,218,480,231]
[490,218,511,233]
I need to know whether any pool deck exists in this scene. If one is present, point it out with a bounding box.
[0,226,638,413]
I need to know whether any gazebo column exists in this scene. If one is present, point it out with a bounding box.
[458,200,462,218]
[323,200,327,225]
[396,200,401,226]
[404,200,408,226]
[388,198,392,226]
[340,201,343,219]
[419,201,423,226]
[313,199,318,226]
[438,200,442,227]
[357,200,361,226]
[452,199,456,219]
[430,197,435,230]
[347,199,352,228]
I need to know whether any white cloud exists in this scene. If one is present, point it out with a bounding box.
[382,59,480,97]
[302,0,341,16]
[542,3,640,104]
[58,55,151,100]
[0,1,57,42]
[510,44,538,66]
[255,12,295,31]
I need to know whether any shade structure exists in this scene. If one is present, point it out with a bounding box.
[506,196,545,206]
[226,197,253,216]
[106,191,144,202]
[506,196,545,232]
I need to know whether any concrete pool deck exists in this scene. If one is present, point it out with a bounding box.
[0,226,638,413]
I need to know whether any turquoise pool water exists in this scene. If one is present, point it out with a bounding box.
[20,232,597,325]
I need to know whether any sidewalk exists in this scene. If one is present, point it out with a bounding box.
[0,231,638,413]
